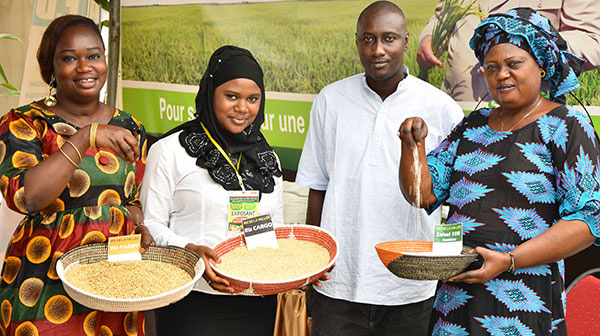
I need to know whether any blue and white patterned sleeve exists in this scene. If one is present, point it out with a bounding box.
[551,106,600,245]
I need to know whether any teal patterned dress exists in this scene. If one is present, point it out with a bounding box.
[427,106,600,335]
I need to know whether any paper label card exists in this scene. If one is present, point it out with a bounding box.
[242,214,278,250]
[228,190,259,236]
[108,234,142,262]
[432,223,463,255]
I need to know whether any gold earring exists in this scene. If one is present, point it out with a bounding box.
[540,69,546,78]
[43,75,57,107]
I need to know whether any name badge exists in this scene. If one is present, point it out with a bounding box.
[228,190,259,235]
[108,234,142,262]
[432,223,463,255]
[243,214,278,250]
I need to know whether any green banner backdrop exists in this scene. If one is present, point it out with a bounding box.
[122,81,313,169]
[121,0,600,171]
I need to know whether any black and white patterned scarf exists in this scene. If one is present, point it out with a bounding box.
[162,45,281,193]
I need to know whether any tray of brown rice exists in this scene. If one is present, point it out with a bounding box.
[211,225,338,295]
[56,243,204,312]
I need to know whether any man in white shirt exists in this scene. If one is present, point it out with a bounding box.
[296,2,464,335]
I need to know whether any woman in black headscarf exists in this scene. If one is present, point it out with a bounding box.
[140,45,283,335]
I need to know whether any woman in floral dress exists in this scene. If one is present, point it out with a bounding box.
[0,15,153,335]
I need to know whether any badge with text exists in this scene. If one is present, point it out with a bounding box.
[228,190,259,235]
[107,234,142,262]
[242,214,278,250]
[432,223,463,255]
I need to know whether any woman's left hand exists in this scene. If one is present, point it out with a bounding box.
[310,263,335,287]
[446,247,511,284]
[135,224,155,254]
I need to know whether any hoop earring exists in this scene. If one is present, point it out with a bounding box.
[540,69,546,78]
[43,75,57,107]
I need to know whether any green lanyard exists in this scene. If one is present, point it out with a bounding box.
[200,122,245,190]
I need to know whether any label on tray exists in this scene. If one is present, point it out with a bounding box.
[228,190,259,236]
[107,234,142,262]
[432,223,463,255]
[242,214,278,250]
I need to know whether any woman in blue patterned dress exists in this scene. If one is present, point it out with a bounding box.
[398,8,600,335]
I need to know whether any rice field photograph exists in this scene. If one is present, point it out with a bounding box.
[122,0,445,94]
[121,0,600,106]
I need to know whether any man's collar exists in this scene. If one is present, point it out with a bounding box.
[361,65,410,98]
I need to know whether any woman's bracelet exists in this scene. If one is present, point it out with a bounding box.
[63,139,82,163]
[90,122,98,149]
[507,251,515,273]
[134,222,145,229]
[58,146,78,168]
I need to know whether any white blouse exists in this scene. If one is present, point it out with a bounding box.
[140,132,284,294]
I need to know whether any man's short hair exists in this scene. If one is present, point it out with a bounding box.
[357,1,406,26]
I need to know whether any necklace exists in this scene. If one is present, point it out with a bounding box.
[499,97,543,132]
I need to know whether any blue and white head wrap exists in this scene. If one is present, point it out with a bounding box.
[470,7,581,101]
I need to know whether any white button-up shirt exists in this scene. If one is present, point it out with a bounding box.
[296,71,464,305]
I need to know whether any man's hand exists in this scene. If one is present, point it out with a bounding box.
[417,35,444,71]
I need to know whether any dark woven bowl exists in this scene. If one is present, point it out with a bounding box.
[57,243,204,312]
[375,241,478,280]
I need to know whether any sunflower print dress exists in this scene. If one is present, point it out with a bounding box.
[426,106,600,335]
[0,103,147,336]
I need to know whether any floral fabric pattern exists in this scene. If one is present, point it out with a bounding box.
[470,7,581,100]
[0,103,147,336]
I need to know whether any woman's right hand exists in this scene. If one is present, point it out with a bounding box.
[185,243,234,294]
[92,124,140,166]
[398,117,428,150]
[135,224,155,254]
[398,117,437,207]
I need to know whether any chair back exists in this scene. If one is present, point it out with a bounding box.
[566,268,600,335]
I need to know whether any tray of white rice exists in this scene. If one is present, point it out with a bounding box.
[211,225,338,295]
[56,243,204,312]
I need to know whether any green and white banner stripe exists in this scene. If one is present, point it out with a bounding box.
[122,80,600,171]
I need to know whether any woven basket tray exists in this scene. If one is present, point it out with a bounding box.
[211,225,338,296]
[56,243,204,312]
[375,241,477,280]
